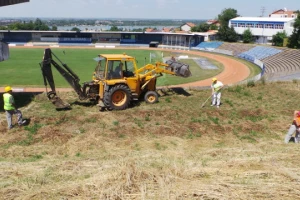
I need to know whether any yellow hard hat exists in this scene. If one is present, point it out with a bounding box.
[4,86,12,92]
[212,77,217,82]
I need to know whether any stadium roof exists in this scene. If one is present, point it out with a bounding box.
[230,17,295,22]
[0,0,29,7]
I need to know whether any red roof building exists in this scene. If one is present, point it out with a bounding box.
[269,8,298,18]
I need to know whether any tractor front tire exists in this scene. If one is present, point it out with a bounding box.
[104,85,132,110]
[144,91,159,104]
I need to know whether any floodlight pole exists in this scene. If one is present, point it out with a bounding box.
[184,36,186,51]
[188,36,191,51]
[180,36,182,50]
[167,35,169,49]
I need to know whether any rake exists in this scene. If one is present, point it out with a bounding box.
[201,94,213,108]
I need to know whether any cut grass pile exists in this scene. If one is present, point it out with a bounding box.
[0,81,300,199]
[0,48,224,87]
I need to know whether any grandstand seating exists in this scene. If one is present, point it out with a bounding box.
[262,49,300,77]
[2,32,32,43]
[218,43,255,56]
[213,42,300,81]
[237,46,282,60]
[195,41,223,50]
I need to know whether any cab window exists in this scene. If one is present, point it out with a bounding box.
[123,61,135,77]
[93,57,106,80]
[107,60,123,79]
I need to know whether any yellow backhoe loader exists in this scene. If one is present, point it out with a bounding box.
[40,48,191,111]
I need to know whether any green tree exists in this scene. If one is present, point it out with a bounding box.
[217,26,238,42]
[218,8,239,27]
[198,23,210,32]
[288,11,300,49]
[191,26,198,32]
[110,25,119,31]
[70,27,81,32]
[191,23,210,32]
[0,25,8,30]
[34,18,43,30]
[24,21,34,30]
[210,24,218,30]
[243,29,253,43]
[217,8,239,42]
[51,25,58,31]
[7,18,51,30]
[272,31,288,46]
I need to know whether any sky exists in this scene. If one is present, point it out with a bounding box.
[0,0,299,19]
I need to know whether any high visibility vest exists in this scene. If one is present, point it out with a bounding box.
[212,81,223,92]
[3,93,15,111]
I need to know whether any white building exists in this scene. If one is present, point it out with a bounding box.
[180,23,196,32]
[229,17,295,43]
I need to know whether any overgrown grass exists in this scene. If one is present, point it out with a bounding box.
[0,82,300,199]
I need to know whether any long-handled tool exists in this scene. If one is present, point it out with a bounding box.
[201,94,213,108]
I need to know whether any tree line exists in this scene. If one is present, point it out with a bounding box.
[0,18,57,31]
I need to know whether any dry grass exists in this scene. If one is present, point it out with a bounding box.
[1,81,300,199]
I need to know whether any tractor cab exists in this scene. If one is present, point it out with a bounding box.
[93,54,136,81]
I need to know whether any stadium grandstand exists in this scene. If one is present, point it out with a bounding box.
[194,41,300,81]
[217,43,255,56]
[262,49,300,80]
[237,46,282,60]
[0,31,204,48]
[194,41,223,50]
[0,0,30,62]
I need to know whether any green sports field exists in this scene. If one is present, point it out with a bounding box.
[0,48,223,87]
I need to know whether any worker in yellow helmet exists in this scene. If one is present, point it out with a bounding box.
[211,78,224,108]
[3,86,26,130]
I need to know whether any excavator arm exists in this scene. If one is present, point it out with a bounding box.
[40,48,87,108]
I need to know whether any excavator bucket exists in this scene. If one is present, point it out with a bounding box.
[47,91,71,109]
[165,60,192,78]
[50,96,71,109]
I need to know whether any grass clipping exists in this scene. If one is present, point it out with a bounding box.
[1,81,300,199]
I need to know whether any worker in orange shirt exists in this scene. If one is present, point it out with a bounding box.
[284,110,300,143]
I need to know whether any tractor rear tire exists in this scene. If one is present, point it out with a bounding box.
[104,84,132,110]
[144,91,159,104]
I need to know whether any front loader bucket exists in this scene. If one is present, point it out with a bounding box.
[165,60,192,78]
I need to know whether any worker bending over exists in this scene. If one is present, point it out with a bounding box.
[284,110,300,143]
[211,77,224,108]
